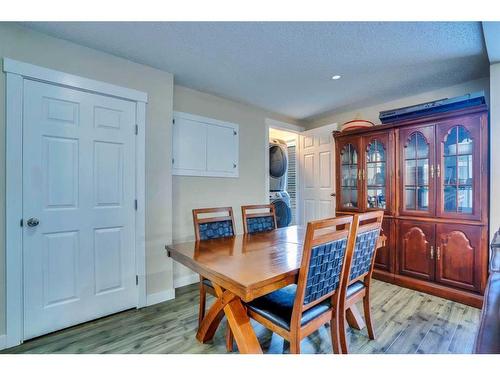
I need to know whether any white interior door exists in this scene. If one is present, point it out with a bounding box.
[298,127,335,224]
[22,80,137,339]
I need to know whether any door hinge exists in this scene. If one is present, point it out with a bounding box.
[135,199,138,210]
[233,130,237,136]
[20,219,23,227]
[172,118,175,124]
[135,124,138,135]
[172,158,175,165]
[136,275,139,285]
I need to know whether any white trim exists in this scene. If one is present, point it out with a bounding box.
[135,102,147,308]
[146,290,175,307]
[174,273,200,289]
[5,72,24,349]
[4,61,148,348]
[174,111,238,129]
[3,58,148,103]
[265,118,305,133]
[0,335,6,350]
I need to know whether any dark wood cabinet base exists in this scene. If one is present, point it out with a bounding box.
[373,271,483,308]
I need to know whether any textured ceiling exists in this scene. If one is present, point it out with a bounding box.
[23,22,489,121]
[482,22,500,63]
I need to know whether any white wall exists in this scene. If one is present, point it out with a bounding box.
[171,85,299,287]
[490,63,500,240]
[0,23,175,336]
[305,78,490,130]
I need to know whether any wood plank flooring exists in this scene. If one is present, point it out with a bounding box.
[1,280,481,354]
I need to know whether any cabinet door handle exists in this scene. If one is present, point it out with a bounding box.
[436,246,441,261]
[430,165,434,179]
[430,246,434,259]
[436,165,440,178]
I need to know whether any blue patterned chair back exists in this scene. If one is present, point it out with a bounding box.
[242,204,277,234]
[347,211,384,282]
[303,237,348,305]
[198,220,234,240]
[349,228,380,280]
[296,215,356,308]
[193,207,236,241]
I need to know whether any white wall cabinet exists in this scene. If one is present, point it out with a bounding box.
[172,111,239,178]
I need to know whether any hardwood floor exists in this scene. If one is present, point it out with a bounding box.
[1,280,480,354]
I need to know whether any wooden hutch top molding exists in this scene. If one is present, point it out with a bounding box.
[333,104,488,138]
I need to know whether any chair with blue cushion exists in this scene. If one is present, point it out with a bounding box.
[338,210,384,354]
[241,204,277,234]
[192,207,236,329]
[245,215,359,354]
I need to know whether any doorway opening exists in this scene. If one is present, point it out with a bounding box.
[269,127,299,227]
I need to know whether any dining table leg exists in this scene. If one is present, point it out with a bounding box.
[196,282,263,354]
[346,305,366,331]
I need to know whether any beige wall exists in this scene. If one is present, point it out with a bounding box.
[0,23,175,335]
[172,85,298,284]
[490,63,500,239]
[305,78,490,130]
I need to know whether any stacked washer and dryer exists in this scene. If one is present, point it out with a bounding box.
[269,139,293,228]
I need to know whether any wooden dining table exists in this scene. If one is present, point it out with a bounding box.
[166,225,385,354]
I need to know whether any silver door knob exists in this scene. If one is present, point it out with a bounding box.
[26,218,39,227]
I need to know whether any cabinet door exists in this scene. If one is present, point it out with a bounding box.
[399,125,436,217]
[336,136,363,212]
[435,116,482,220]
[398,220,435,281]
[435,224,482,292]
[374,217,394,273]
[363,131,393,214]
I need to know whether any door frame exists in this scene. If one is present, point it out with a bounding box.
[3,58,148,348]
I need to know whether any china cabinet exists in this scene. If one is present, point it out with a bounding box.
[333,105,489,307]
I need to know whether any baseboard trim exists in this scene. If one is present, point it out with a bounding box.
[174,273,199,289]
[0,334,6,350]
[146,289,175,307]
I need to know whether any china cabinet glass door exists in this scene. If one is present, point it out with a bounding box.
[364,135,390,212]
[436,119,481,220]
[399,125,435,217]
[339,140,361,210]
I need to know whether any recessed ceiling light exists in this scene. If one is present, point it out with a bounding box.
[331,75,342,80]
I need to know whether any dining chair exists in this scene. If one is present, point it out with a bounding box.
[192,207,236,347]
[241,204,277,234]
[244,215,359,354]
[338,210,384,354]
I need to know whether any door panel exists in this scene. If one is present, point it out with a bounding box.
[399,125,436,217]
[335,136,362,212]
[362,131,394,214]
[435,224,481,292]
[299,130,335,223]
[23,80,137,340]
[398,220,435,280]
[435,116,482,220]
[374,218,394,272]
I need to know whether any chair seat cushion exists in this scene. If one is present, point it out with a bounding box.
[246,282,365,331]
[347,281,365,297]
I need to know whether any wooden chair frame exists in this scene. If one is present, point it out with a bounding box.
[246,215,359,354]
[192,206,236,351]
[241,204,277,234]
[338,210,384,354]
